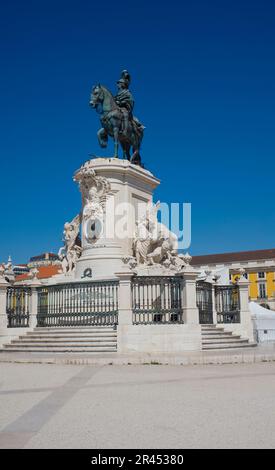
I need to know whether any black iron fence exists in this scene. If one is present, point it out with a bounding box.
[215,285,240,323]
[5,278,241,329]
[196,282,241,324]
[37,280,119,327]
[6,286,31,328]
[196,281,213,324]
[132,276,183,324]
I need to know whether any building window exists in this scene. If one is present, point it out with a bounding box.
[243,272,248,279]
[259,283,267,299]
[258,272,265,279]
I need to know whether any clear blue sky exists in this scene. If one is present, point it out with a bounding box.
[0,0,274,264]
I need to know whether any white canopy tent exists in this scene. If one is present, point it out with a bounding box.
[249,301,275,342]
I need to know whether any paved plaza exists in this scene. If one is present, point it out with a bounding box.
[0,362,275,449]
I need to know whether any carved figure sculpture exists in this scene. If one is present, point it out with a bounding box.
[133,202,186,272]
[74,161,112,245]
[58,214,82,274]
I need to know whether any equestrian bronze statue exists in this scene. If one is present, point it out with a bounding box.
[90,70,144,166]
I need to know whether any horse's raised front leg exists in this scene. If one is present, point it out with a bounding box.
[97,128,108,148]
[113,126,119,158]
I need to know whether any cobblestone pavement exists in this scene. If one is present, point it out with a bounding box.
[0,362,275,449]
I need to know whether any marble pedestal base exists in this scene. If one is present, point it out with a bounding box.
[73,157,160,281]
[75,243,124,280]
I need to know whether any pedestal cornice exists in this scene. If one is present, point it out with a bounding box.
[74,157,160,191]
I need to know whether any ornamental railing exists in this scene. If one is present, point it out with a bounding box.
[196,281,213,324]
[6,286,32,328]
[37,280,119,327]
[132,276,183,324]
[215,285,240,323]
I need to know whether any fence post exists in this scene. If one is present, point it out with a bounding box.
[29,281,42,329]
[0,278,9,330]
[115,271,134,325]
[115,270,134,353]
[210,281,217,325]
[204,270,218,325]
[237,275,254,340]
[180,267,200,324]
[202,278,217,325]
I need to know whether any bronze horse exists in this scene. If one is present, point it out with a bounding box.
[90,84,144,165]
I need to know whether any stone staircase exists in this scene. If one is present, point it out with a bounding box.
[201,325,256,350]
[1,326,117,353]
[0,325,257,354]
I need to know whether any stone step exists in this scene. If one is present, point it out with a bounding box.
[1,346,117,353]
[201,330,228,334]
[200,324,256,350]
[22,333,117,340]
[201,328,236,333]
[202,342,257,350]
[201,326,225,331]
[1,323,118,354]
[33,327,116,333]
[4,342,117,349]
[10,339,117,345]
[202,337,248,344]
[202,333,241,340]
[201,330,238,336]
[201,325,219,328]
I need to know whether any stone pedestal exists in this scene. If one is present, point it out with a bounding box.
[74,158,160,280]
[178,267,200,324]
